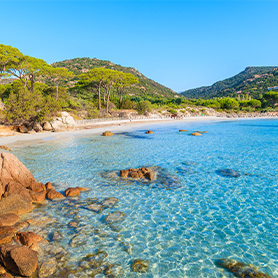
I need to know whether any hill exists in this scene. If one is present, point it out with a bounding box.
[52,57,177,98]
[181,66,278,99]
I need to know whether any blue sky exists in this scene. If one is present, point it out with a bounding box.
[1,0,278,92]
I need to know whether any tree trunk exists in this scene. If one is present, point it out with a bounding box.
[106,86,112,113]
[56,84,59,101]
[98,82,102,110]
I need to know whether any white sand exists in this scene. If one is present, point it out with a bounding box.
[0,116,241,146]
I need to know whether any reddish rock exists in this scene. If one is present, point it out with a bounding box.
[4,181,31,198]
[190,132,202,136]
[179,129,188,132]
[28,181,46,193]
[145,130,153,134]
[65,187,80,197]
[0,226,16,244]
[16,231,43,249]
[129,171,140,178]
[18,125,28,133]
[0,273,14,278]
[0,146,11,152]
[120,170,129,178]
[0,194,33,215]
[0,213,19,227]
[76,186,89,191]
[145,171,154,181]
[29,190,46,202]
[102,131,114,136]
[45,182,53,190]
[46,189,64,200]
[0,153,35,189]
[6,246,38,276]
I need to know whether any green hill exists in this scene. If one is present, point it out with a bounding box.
[52,57,176,98]
[181,66,278,99]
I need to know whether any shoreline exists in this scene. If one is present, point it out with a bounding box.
[1,115,277,146]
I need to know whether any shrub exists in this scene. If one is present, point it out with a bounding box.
[136,100,152,115]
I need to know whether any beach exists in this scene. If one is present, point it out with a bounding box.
[0,116,228,146]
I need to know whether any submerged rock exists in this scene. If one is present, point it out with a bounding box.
[131,259,149,273]
[105,263,124,277]
[101,197,118,208]
[216,169,241,178]
[105,211,125,224]
[87,203,103,213]
[0,146,11,152]
[216,258,271,278]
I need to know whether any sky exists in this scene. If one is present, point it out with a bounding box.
[1,0,278,92]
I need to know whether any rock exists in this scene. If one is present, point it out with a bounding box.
[86,203,103,213]
[144,171,154,181]
[51,231,63,241]
[69,221,78,228]
[29,190,46,202]
[18,125,28,133]
[120,170,129,178]
[0,153,35,190]
[4,181,31,198]
[33,122,43,133]
[0,213,19,226]
[216,169,241,178]
[145,130,153,134]
[2,246,39,277]
[38,258,57,278]
[42,122,53,131]
[28,181,46,193]
[0,226,17,244]
[215,258,271,278]
[102,131,114,136]
[0,194,33,215]
[119,167,155,181]
[104,263,124,277]
[76,186,89,191]
[101,197,118,208]
[16,231,43,249]
[28,130,36,134]
[0,273,14,278]
[131,259,149,273]
[179,129,188,132]
[105,211,125,224]
[46,189,65,200]
[60,112,76,126]
[65,187,80,197]
[190,132,202,136]
[45,182,53,190]
[13,221,29,231]
[0,146,11,152]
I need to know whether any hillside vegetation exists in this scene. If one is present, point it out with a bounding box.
[52,58,176,98]
[181,67,278,99]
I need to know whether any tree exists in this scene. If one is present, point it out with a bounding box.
[218,98,239,109]
[46,67,74,100]
[263,91,278,107]
[136,100,152,115]
[114,72,139,106]
[0,44,23,77]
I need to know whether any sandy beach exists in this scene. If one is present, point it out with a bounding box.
[0,116,229,146]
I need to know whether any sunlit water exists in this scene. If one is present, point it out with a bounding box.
[11,119,278,277]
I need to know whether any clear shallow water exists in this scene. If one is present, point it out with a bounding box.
[11,119,278,277]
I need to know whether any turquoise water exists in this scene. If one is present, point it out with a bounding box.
[12,119,278,277]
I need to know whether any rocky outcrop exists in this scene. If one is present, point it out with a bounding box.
[102,131,114,136]
[50,112,76,131]
[0,194,33,216]
[15,231,43,249]
[120,167,155,181]
[0,214,19,227]
[46,189,65,200]
[65,187,80,197]
[0,245,39,277]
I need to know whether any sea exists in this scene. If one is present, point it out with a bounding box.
[11,118,278,277]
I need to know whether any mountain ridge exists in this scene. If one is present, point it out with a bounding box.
[181,66,278,99]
